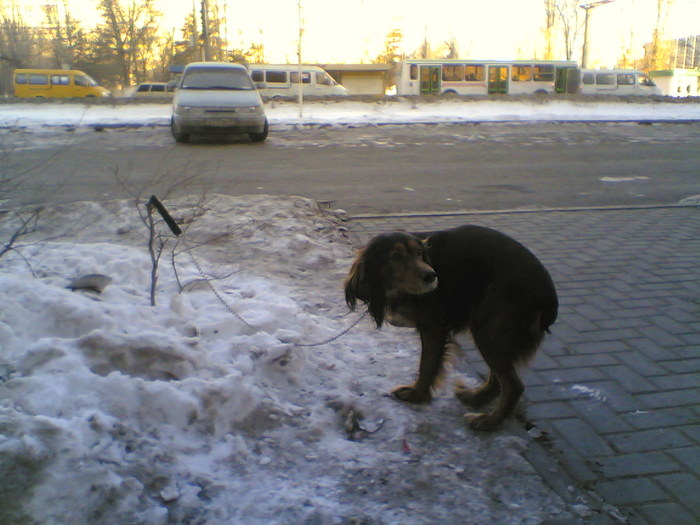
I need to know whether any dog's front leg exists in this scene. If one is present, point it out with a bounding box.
[392,327,448,404]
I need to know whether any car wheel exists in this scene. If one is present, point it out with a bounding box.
[170,117,190,143]
[249,119,269,143]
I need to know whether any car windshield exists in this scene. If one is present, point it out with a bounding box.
[181,68,254,90]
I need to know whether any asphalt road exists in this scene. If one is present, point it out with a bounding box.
[3,121,700,214]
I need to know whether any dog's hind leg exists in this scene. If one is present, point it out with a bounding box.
[392,327,448,404]
[463,355,524,431]
[455,372,501,408]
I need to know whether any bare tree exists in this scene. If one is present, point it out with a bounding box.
[93,0,161,87]
[542,0,557,59]
[556,0,584,61]
[643,0,673,71]
[441,37,459,59]
[0,2,38,94]
[41,0,90,69]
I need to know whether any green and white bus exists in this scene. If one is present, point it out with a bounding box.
[396,59,578,96]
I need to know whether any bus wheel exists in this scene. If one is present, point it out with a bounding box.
[443,90,458,96]
[535,89,549,95]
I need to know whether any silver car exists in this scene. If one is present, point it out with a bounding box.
[171,62,268,143]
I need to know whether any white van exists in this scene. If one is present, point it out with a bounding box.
[580,69,663,96]
[247,64,348,98]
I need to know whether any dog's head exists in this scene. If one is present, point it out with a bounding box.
[344,231,437,327]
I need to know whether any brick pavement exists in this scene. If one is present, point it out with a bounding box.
[346,205,700,525]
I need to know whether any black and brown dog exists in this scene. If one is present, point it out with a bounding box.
[344,225,558,431]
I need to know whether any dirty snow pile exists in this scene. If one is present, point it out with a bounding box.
[2,97,700,131]
[0,194,575,524]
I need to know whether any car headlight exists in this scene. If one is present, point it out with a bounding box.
[175,105,194,114]
[239,106,263,114]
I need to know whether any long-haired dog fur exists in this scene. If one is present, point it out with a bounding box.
[344,225,558,431]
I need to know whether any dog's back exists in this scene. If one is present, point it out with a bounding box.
[426,225,558,336]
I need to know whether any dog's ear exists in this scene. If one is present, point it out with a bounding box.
[344,247,386,328]
[420,237,432,266]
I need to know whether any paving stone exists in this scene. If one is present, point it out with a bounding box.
[637,503,698,525]
[637,326,686,347]
[637,389,700,410]
[654,473,700,514]
[622,406,697,430]
[598,451,682,478]
[557,353,621,368]
[551,418,614,457]
[606,428,692,454]
[667,446,700,473]
[525,401,577,420]
[680,425,700,444]
[537,366,607,384]
[651,372,700,391]
[569,340,631,354]
[661,358,700,374]
[569,400,633,434]
[616,350,670,377]
[595,478,667,505]
[599,365,657,394]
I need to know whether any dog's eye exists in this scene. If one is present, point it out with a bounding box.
[390,252,402,261]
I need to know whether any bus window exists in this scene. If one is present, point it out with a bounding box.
[596,73,616,85]
[75,74,97,87]
[618,74,635,85]
[410,64,418,80]
[443,65,464,81]
[266,71,287,83]
[290,71,311,84]
[533,64,554,81]
[512,65,532,82]
[465,65,484,81]
[29,74,49,85]
[639,74,655,87]
[583,73,595,85]
[316,71,334,85]
[250,70,264,82]
[15,74,27,84]
[51,75,69,85]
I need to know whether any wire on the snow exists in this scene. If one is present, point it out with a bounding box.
[145,196,368,347]
[186,249,369,348]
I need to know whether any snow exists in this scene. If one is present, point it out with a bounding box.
[1,96,700,132]
[1,194,576,524]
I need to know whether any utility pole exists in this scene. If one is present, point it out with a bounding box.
[580,0,613,68]
[201,0,210,61]
[297,0,303,118]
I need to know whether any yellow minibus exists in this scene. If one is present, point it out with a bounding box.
[13,69,111,98]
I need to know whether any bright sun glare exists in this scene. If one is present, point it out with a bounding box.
[20,0,700,67]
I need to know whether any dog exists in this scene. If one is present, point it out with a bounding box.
[344,225,558,431]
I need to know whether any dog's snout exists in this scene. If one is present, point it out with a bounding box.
[423,269,437,284]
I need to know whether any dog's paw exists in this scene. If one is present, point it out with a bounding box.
[391,385,431,404]
[464,412,503,432]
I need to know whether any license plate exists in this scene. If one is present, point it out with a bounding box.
[205,118,236,126]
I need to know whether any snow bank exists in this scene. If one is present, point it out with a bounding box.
[0,195,574,524]
[1,97,700,132]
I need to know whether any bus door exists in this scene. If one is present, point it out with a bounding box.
[488,66,508,94]
[555,67,574,93]
[420,65,440,95]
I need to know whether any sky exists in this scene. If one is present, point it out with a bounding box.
[17,0,700,66]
